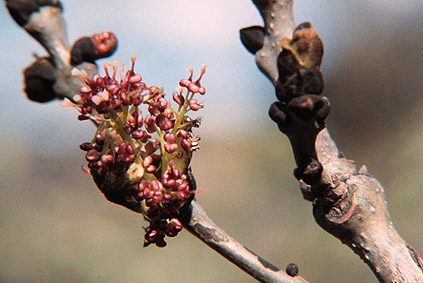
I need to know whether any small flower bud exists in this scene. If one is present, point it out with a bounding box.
[123,123,134,135]
[181,139,192,152]
[164,133,176,144]
[165,223,178,237]
[178,182,189,192]
[162,193,172,204]
[107,84,120,96]
[143,188,153,199]
[145,141,157,153]
[153,191,163,203]
[172,92,185,106]
[80,86,92,95]
[126,144,135,155]
[176,191,186,201]
[142,155,153,168]
[171,167,181,179]
[189,99,204,111]
[164,143,178,153]
[188,83,200,93]
[148,104,160,116]
[170,218,183,231]
[129,73,142,84]
[101,154,114,165]
[78,114,89,121]
[158,97,168,111]
[80,142,95,151]
[179,79,191,88]
[145,117,157,133]
[163,179,176,189]
[85,149,100,162]
[146,165,156,173]
[129,110,143,127]
[156,114,173,131]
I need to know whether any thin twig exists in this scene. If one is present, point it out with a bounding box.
[184,200,308,283]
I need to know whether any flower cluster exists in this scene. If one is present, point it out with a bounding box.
[64,55,205,247]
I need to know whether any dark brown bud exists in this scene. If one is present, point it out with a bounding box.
[240,25,265,54]
[286,263,298,277]
[23,57,57,103]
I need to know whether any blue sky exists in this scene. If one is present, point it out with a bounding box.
[1,0,421,142]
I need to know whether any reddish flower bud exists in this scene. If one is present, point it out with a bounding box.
[171,167,181,179]
[178,182,189,192]
[189,99,203,111]
[118,154,133,163]
[123,123,134,134]
[129,110,143,127]
[165,223,178,237]
[158,97,168,111]
[143,188,153,199]
[101,154,114,165]
[163,179,176,189]
[179,79,191,88]
[153,191,163,203]
[176,191,187,201]
[156,114,173,131]
[172,92,185,106]
[188,83,200,93]
[78,114,90,121]
[145,141,157,153]
[146,165,156,173]
[162,193,172,204]
[80,86,92,95]
[181,139,192,152]
[92,74,104,86]
[176,130,188,139]
[129,73,142,84]
[80,142,95,151]
[164,143,178,153]
[164,133,176,144]
[125,143,135,155]
[170,218,183,231]
[148,104,160,116]
[131,130,144,139]
[142,155,153,168]
[85,149,101,162]
[145,116,157,133]
[107,84,120,96]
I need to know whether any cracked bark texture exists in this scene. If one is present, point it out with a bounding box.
[241,0,423,282]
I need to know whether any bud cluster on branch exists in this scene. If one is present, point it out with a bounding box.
[63,55,206,247]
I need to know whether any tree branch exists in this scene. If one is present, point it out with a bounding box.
[5,0,116,102]
[6,0,309,282]
[240,0,295,84]
[241,0,423,282]
[183,200,308,283]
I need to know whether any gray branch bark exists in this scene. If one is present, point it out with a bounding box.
[241,0,423,282]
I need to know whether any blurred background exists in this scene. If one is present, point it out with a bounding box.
[1,0,423,282]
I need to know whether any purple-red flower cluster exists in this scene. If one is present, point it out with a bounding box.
[64,55,206,247]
